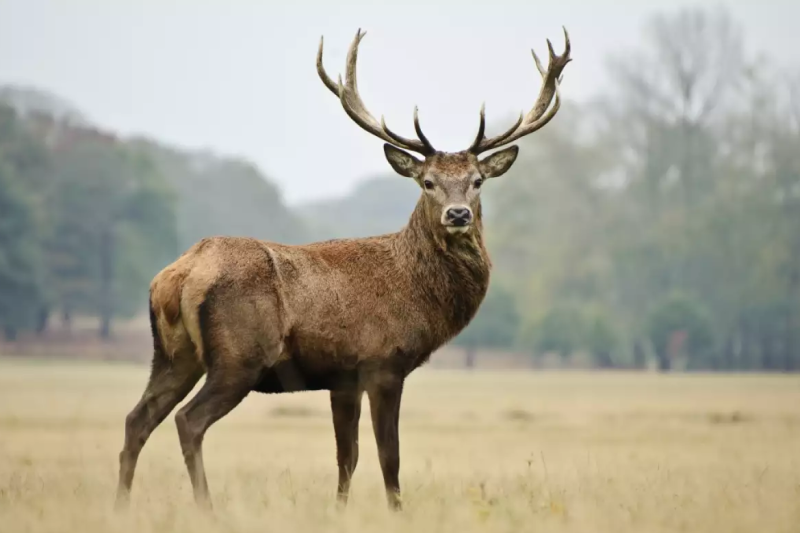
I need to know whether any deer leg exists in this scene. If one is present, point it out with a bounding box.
[115,353,203,509]
[174,366,256,509]
[330,388,363,504]
[367,375,404,510]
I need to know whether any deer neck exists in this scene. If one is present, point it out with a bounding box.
[395,196,492,334]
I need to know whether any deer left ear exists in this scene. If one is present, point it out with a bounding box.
[478,145,519,178]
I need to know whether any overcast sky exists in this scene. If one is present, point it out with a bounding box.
[1,0,798,204]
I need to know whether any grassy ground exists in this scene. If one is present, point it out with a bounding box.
[0,358,798,533]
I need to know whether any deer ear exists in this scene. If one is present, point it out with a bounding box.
[384,144,423,178]
[478,145,519,178]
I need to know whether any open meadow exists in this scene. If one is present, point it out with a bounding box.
[0,358,798,533]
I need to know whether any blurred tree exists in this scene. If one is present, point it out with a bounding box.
[47,137,177,338]
[3,10,798,372]
[486,105,618,325]
[1,90,309,340]
[0,160,47,339]
[645,293,714,371]
[452,284,520,369]
[0,105,51,188]
[0,103,51,339]
[478,6,800,371]
[136,141,309,250]
[300,174,419,240]
[584,312,620,368]
[526,304,586,359]
[600,6,748,328]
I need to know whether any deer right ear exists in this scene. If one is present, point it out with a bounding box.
[384,144,423,178]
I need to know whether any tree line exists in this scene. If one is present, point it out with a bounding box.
[456,7,800,371]
[0,96,307,340]
[2,6,798,371]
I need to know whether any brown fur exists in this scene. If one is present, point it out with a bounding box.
[114,23,572,510]
[114,151,509,512]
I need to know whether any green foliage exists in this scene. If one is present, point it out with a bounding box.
[0,160,46,337]
[2,5,799,371]
[527,304,585,357]
[471,6,800,371]
[0,90,307,339]
[645,293,714,370]
[454,284,520,349]
[135,142,308,249]
[0,99,177,337]
[584,312,620,368]
[45,139,178,334]
[523,305,620,366]
[0,106,50,186]
[0,104,51,338]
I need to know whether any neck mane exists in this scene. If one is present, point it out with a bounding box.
[393,195,492,341]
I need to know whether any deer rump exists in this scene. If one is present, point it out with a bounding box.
[148,235,454,396]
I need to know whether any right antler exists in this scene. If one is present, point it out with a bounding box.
[468,28,572,155]
[317,29,436,156]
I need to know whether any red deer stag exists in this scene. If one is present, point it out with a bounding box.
[115,28,572,511]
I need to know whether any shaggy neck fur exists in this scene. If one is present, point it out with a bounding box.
[393,195,492,343]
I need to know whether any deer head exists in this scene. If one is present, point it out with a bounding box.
[317,29,572,236]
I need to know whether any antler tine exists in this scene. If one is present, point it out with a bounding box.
[317,29,435,155]
[469,26,572,154]
[343,28,366,94]
[469,103,528,153]
[316,36,340,96]
[413,107,435,154]
[531,48,546,76]
[468,103,486,152]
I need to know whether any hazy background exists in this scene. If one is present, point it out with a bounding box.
[2,0,799,203]
[1,0,799,372]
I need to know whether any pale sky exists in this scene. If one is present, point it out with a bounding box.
[1,0,798,204]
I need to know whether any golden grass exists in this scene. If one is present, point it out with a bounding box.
[0,358,799,533]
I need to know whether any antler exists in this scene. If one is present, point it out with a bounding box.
[469,27,572,154]
[317,29,436,156]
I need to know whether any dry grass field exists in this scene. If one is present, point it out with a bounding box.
[0,357,798,533]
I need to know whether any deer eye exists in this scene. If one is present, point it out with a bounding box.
[423,179,435,190]
[473,178,483,189]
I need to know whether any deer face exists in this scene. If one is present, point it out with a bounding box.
[383,146,519,234]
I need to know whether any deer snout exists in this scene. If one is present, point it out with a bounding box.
[443,205,473,227]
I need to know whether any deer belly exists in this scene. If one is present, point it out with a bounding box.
[251,358,359,394]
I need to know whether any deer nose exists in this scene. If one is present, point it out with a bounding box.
[445,206,473,226]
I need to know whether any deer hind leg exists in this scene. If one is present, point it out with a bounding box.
[174,282,283,508]
[174,359,261,509]
[330,388,363,504]
[115,349,204,509]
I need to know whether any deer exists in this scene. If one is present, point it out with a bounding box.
[114,27,572,512]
